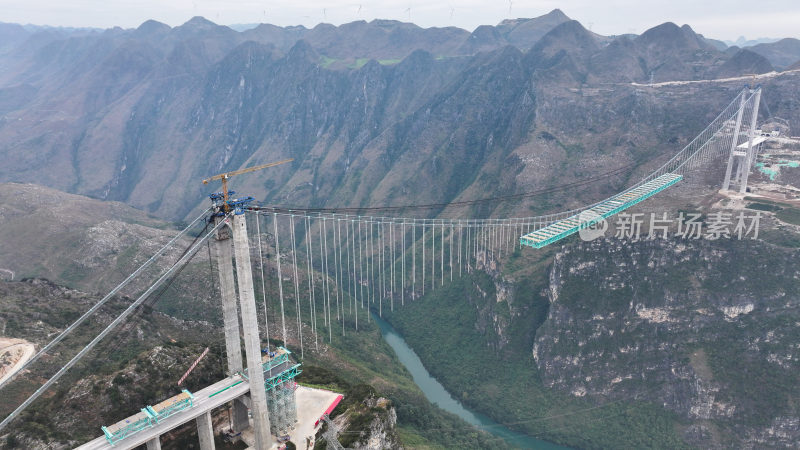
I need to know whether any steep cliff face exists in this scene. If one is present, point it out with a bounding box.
[347,396,400,450]
[386,232,798,448]
[535,238,800,448]
[314,385,401,450]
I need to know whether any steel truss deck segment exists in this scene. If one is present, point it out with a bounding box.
[147,390,195,422]
[100,389,194,446]
[102,410,153,445]
[520,173,683,249]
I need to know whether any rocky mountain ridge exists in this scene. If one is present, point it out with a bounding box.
[535,238,800,447]
[0,12,794,224]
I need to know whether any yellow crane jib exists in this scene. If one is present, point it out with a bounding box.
[203,158,293,213]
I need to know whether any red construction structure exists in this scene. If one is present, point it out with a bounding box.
[314,395,343,427]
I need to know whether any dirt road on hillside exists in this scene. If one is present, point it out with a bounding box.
[0,337,35,385]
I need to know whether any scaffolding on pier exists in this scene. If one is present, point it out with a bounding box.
[241,346,302,436]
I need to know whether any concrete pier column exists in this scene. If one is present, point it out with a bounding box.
[214,216,244,375]
[232,213,273,449]
[232,398,249,433]
[146,437,162,450]
[197,411,216,450]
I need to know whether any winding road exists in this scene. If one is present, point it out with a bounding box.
[0,338,35,385]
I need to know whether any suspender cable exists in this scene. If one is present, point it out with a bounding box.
[369,221,375,306]
[500,222,505,257]
[306,217,318,350]
[332,218,341,323]
[431,220,436,291]
[450,223,454,282]
[458,221,463,276]
[480,224,484,268]
[467,223,471,273]
[336,219,344,336]
[490,222,494,257]
[412,220,416,299]
[401,220,406,306]
[289,215,303,359]
[489,222,500,256]
[358,220,364,310]
[273,213,287,346]
[338,218,345,325]
[441,221,445,286]
[383,221,388,314]
[474,224,479,270]
[345,218,352,315]
[390,222,395,312]
[378,221,384,316]
[485,224,489,267]
[317,218,326,328]
[420,222,425,295]
[256,213,272,352]
[322,217,332,342]
[350,220,358,330]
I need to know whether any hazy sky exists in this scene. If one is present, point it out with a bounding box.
[3,0,799,41]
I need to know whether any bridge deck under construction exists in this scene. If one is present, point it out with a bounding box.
[520,173,683,248]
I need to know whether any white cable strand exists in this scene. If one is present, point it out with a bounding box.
[256,212,271,352]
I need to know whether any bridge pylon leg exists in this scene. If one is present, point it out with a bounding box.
[213,217,251,433]
[214,216,244,375]
[738,88,762,194]
[197,411,216,450]
[722,91,747,191]
[232,213,273,449]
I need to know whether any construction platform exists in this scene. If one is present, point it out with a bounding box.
[242,346,302,435]
[520,173,683,248]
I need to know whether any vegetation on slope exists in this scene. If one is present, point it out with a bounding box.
[384,269,687,449]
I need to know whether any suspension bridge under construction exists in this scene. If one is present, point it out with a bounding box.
[0,87,766,449]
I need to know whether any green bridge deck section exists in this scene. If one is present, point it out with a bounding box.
[520,173,683,249]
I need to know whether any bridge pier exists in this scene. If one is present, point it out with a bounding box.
[145,437,161,450]
[232,213,273,449]
[231,398,250,433]
[197,411,215,450]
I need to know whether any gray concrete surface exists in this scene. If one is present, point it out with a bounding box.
[196,411,214,450]
[214,216,244,375]
[290,387,342,450]
[232,213,272,449]
[75,374,250,450]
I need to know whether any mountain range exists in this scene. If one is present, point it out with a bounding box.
[1,10,800,449]
[0,10,799,224]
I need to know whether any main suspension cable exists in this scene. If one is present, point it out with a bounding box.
[0,213,227,433]
[0,208,211,392]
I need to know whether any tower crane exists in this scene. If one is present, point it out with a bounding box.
[202,158,293,211]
